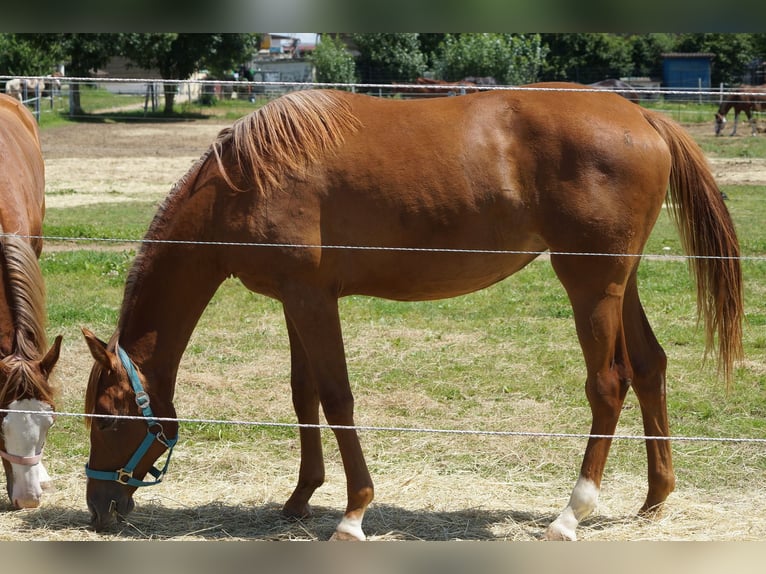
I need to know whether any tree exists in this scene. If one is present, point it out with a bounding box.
[0,34,59,77]
[540,33,634,83]
[434,33,547,85]
[121,33,258,114]
[20,33,121,115]
[627,33,676,79]
[674,33,756,86]
[351,33,427,84]
[310,34,357,85]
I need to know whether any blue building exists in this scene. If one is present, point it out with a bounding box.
[661,53,715,99]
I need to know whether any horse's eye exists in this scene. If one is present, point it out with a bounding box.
[96,417,117,430]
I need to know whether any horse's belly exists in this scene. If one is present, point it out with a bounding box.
[335,249,542,301]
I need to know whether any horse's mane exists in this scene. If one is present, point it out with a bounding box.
[211,89,361,195]
[0,230,53,406]
[121,90,361,311]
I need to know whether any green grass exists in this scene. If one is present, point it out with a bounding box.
[44,201,158,241]
[642,99,720,124]
[37,86,266,129]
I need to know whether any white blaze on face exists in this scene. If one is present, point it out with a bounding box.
[2,398,54,508]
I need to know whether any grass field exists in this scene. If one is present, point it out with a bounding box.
[1,93,765,541]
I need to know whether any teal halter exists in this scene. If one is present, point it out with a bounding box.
[84,345,178,488]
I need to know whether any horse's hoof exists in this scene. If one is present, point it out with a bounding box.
[282,502,313,519]
[330,529,365,541]
[543,523,577,541]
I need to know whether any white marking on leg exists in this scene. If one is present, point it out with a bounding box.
[332,514,366,541]
[545,476,600,541]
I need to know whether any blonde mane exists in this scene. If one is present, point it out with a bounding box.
[0,232,53,406]
[212,89,361,195]
[122,90,361,309]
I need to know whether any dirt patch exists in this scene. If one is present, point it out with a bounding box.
[40,119,766,210]
[41,120,231,208]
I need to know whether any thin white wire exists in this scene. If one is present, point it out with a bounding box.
[0,75,759,98]
[5,233,765,262]
[2,407,765,444]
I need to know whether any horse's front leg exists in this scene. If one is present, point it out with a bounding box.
[282,290,373,541]
[282,313,325,520]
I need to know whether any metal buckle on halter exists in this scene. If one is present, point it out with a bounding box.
[150,423,172,448]
[116,468,133,484]
[134,391,151,410]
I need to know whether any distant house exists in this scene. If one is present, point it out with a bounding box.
[661,53,714,98]
[246,33,321,94]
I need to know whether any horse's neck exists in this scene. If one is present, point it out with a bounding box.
[117,242,227,396]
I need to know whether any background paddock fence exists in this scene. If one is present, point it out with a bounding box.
[2,75,762,125]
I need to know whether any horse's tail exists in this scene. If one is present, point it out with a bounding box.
[640,107,743,387]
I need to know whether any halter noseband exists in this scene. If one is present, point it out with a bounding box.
[84,345,178,488]
[0,448,42,466]
[0,404,49,466]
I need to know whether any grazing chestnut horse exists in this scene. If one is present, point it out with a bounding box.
[0,93,63,509]
[82,83,743,540]
[715,85,766,136]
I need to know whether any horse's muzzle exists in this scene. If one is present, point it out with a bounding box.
[87,480,135,531]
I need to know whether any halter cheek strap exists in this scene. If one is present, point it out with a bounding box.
[84,345,178,488]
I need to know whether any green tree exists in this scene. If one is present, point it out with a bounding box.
[434,33,547,85]
[0,34,59,77]
[21,33,121,115]
[121,33,258,114]
[310,34,357,85]
[540,33,634,83]
[627,33,676,79]
[674,33,756,86]
[351,33,427,84]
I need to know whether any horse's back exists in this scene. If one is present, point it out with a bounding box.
[244,87,672,298]
[329,86,670,228]
[0,93,45,240]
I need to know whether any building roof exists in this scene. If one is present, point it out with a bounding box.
[661,53,715,59]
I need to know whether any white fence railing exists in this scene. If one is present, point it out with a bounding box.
[3,75,763,123]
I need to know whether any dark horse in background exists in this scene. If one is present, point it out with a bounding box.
[82,83,742,541]
[588,79,641,104]
[401,77,483,97]
[715,85,766,136]
[0,93,63,509]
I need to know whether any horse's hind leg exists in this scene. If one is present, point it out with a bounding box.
[545,255,633,541]
[622,273,675,514]
[282,290,374,541]
[282,312,325,519]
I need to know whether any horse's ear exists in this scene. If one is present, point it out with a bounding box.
[40,335,63,377]
[82,328,111,370]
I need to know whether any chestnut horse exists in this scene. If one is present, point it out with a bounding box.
[0,93,63,509]
[82,83,743,540]
[715,85,766,136]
